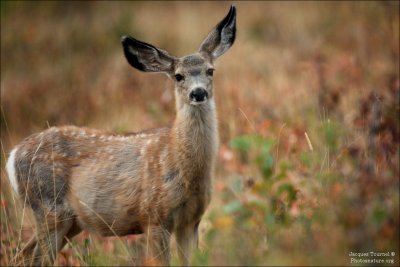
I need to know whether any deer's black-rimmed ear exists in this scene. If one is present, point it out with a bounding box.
[199,5,236,60]
[121,36,176,74]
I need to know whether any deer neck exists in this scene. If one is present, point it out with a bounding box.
[172,99,219,177]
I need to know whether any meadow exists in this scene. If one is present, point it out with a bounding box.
[1,1,399,266]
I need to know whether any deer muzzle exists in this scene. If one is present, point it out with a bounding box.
[190,87,209,104]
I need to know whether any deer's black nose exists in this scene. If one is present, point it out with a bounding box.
[190,88,208,102]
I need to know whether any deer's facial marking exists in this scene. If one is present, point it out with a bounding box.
[174,54,214,106]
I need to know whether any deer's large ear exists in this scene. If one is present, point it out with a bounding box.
[199,5,236,60]
[121,36,176,74]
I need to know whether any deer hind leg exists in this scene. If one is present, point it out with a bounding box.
[25,212,75,266]
[11,215,77,266]
[12,236,37,266]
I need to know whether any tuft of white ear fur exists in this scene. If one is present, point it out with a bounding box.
[6,148,19,194]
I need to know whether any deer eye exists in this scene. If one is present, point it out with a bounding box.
[206,68,214,77]
[174,74,184,82]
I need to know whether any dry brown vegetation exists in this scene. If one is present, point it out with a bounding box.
[1,1,399,266]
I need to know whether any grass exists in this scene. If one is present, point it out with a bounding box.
[1,1,399,266]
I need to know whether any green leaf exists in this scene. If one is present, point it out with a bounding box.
[372,206,387,225]
[257,150,274,179]
[223,200,243,214]
[264,213,276,226]
[231,177,242,192]
[277,183,297,204]
[260,138,274,153]
[230,135,253,152]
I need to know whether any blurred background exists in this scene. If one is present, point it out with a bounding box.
[1,1,399,266]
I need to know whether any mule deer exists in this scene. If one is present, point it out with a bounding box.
[6,5,236,266]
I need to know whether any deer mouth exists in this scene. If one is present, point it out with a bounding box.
[190,98,208,105]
